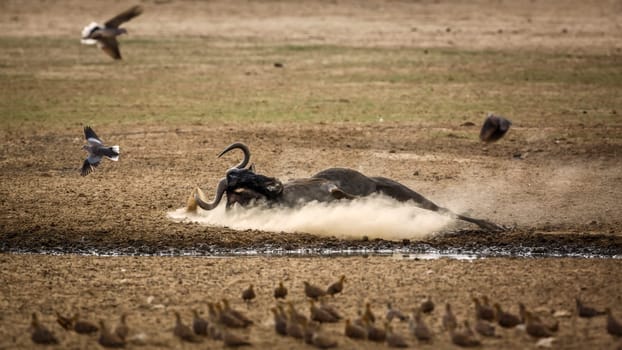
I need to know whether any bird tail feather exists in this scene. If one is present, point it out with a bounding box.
[107,145,120,161]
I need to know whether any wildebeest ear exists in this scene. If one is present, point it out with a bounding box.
[249,163,256,172]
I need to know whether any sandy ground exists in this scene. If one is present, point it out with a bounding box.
[1,1,622,349]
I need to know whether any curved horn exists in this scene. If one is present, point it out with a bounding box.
[195,178,227,210]
[218,142,251,169]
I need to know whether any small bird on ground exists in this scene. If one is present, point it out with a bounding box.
[494,303,521,328]
[576,298,606,318]
[344,319,366,340]
[385,322,409,348]
[443,303,458,331]
[319,300,342,320]
[221,299,253,327]
[242,284,256,303]
[450,325,481,347]
[474,297,495,321]
[410,309,432,341]
[311,328,338,348]
[274,281,288,299]
[524,312,553,338]
[30,313,59,345]
[479,113,512,143]
[363,302,376,324]
[420,296,435,314]
[386,302,408,322]
[114,313,129,341]
[304,281,327,300]
[98,320,125,348]
[173,311,202,343]
[326,275,345,297]
[55,311,73,331]
[222,328,252,347]
[81,5,143,60]
[607,308,622,337]
[192,309,208,336]
[271,307,287,336]
[286,316,305,339]
[310,300,339,323]
[80,126,119,176]
[73,313,99,334]
[287,301,308,324]
[365,318,386,342]
[474,317,497,337]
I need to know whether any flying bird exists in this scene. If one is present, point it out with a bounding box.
[81,126,120,176]
[479,114,512,143]
[81,5,143,60]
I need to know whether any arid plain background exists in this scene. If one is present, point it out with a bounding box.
[1,0,622,349]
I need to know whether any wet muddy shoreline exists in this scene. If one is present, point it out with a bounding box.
[4,228,621,258]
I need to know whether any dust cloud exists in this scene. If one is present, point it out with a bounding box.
[168,195,453,240]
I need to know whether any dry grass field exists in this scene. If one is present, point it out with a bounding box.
[1,0,622,349]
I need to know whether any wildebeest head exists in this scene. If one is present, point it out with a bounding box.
[194,142,283,210]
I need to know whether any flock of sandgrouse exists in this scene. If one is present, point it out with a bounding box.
[29,276,622,348]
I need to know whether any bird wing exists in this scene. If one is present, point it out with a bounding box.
[98,37,122,60]
[84,126,103,144]
[81,158,96,176]
[104,5,143,28]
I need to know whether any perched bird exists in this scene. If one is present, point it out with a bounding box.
[274,281,288,299]
[386,302,408,322]
[576,298,606,318]
[114,313,129,341]
[270,307,287,336]
[524,312,553,339]
[479,113,512,143]
[442,303,458,331]
[80,126,119,176]
[450,326,481,347]
[520,303,558,333]
[410,309,432,341]
[30,313,59,345]
[222,328,252,347]
[192,309,208,336]
[474,297,495,322]
[98,320,125,348]
[474,317,496,337]
[55,311,73,331]
[344,319,366,340]
[242,284,256,303]
[221,299,253,327]
[363,302,376,324]
[607,308,622,337]
[310,300,339,323]
[217,303,247,329]
[173,311,202,343]
[326,275,345,297]
[81,5,143,60]
[72,313,99,334]
[420,296,435,314]
[494,303,521,328]
[385,322,409,348]
[304,281,327,300]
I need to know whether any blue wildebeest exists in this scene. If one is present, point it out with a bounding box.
[186,143,504,232]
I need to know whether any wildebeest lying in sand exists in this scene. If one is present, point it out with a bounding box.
[186,143,504,232]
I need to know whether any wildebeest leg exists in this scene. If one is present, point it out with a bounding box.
[371,177,504,232]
